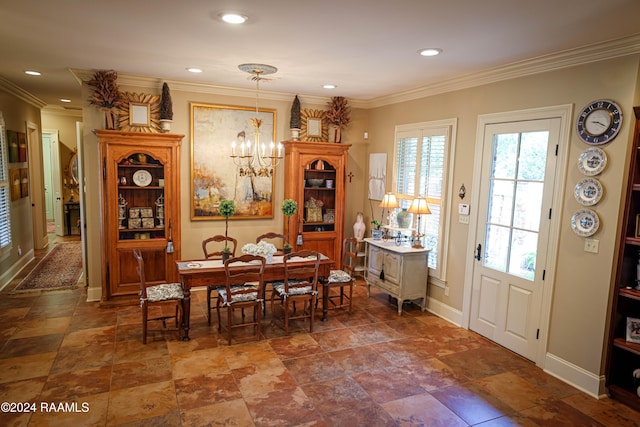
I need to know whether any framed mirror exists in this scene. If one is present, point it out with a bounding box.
[69,152,79,184]
[130,102,150,126]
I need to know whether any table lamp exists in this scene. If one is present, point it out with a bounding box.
[408,197,431,248]
[379,192,399,226]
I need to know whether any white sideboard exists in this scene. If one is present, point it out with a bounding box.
[364,238,430,314]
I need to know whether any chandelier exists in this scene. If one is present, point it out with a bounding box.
[230,63,282,177]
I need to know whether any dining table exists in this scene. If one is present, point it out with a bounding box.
[176,254,335,340]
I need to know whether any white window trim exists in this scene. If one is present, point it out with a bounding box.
[393,118,457,286]
[0,111,12,261]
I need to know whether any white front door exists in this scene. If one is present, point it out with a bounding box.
[470,118,560,361]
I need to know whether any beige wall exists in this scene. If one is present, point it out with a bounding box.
[364,55,640,379]
[0,89,43,283]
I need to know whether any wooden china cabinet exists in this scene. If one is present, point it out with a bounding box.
[606,107,640,410]
[95,130,183,303]
[283,141,350,267]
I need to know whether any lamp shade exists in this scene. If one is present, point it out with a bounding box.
[379,193,399,209]
[408,197,431,215]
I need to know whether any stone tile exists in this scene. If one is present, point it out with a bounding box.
[110,356,173,391]
[562,393,640,427]
[518,399,607,426]
[50,342,114,374]
[0,352,57,383]
[244,386,324,425]
[233,358,298,398]
[382,393,468,426]
[113,337,170,363]
[431,382,516,425]
[41,365,111,399]
[311,327,361,351]
[26,392,110,427]
[59,325,116,348]
[171,347,229,380]
[283,352,346,385]
[475,371,553,411]
[12,316,71,339]
[269,333,324,359]
[438,345,532,380]
[349,322,405,344]
[175,371,242,411]
[180,398,255,427]
[327,345,393,374]
[224,341,280,369]
[302,376,374,417]
[0,333,64,358]
[0,376,46,426]
[352,365,427,403]
[324,403,395,426]
[106,380,178,425]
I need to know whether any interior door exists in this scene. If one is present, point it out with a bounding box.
[470,118,560,361]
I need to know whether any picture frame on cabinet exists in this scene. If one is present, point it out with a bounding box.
[627,317,640,344]
[300,109,328,142]
[117,92,161,133]
[190,102,276,220]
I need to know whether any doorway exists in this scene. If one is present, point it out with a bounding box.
[42,130,64,236]
[463,105,571,365]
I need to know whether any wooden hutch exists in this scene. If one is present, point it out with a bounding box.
[95,130,183,303]
[283,141,350,267]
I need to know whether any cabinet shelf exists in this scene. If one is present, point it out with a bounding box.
[120,163,162,169]
[620,288,640,301]
[613,338,640,356]
[304,187,335,191]
[118,186,164,190]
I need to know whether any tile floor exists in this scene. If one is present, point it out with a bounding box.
[1,239,640,426]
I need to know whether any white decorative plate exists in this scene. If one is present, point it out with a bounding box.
[574,178,603,206]
[577,147,607,176]
[132,170,152,187]
[186,262,202,268]
[571,209,599,237]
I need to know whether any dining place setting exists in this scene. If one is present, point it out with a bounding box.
[136,232,358,345]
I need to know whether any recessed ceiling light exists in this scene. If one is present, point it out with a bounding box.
[220,13,247,24]
[25,70,41,76]
[323,84,337,89]
[187,67,203,73]
[60,98,71,103]
[418,48,442,57]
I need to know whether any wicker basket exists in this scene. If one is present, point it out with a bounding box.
[305,208,322,222]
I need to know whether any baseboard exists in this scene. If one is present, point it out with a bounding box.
[86,285,102,302]
[426,296,464,327]
[544,352,606,398]
[0,250,35,291]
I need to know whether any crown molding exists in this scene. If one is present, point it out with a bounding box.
[41,105,83,118]
[0,75,47,109]
[366,34,640,109]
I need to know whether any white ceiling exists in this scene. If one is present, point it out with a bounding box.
[1,0,640,111]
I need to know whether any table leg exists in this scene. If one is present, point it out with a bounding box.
[181,288,191,341]
[321,282,329,322]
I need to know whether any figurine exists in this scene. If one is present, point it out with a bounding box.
[353,211,366,241]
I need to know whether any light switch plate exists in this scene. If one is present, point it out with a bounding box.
[459,215,470,224]
[584,238,599,253]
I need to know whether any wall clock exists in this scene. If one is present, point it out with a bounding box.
[576,99,623,145]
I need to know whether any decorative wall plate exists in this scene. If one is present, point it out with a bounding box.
[574,178,603,206]
[577,147,607,176]
[571,209,599,237]
[132,169,152,187]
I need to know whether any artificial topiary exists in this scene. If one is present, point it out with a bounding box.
[160,82,173,120]
[290,95,301,129]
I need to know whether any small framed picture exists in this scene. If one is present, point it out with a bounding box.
[627,317,640,344]
[635,214,640,238]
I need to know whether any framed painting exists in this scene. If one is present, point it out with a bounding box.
[7,130,18,163]
[17,132,27,162]
[190,102,277,220]
[20,168,29,198]
[9,169,20,201]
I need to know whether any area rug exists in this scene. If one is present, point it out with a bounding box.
[13,242,82,292]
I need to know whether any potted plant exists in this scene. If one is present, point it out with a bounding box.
[88,70,122,130]
[218,199,236,261]
[159,82,173,133]
[371,219,384,240]
[281,199,298,253]
[290,95,301,140]
[325,96,351,143]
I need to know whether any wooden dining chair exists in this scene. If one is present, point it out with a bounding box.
[133,249,184,344]
[322,237,357,315]
[216,254,265,345]
[270,250,320,335]
[202,235,238,325]
[255,232,289,255]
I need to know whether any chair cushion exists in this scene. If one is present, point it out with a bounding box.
[272,280,314,297]
[216,284,259,304]
[327,269,353,283]
[146,283,184,302]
